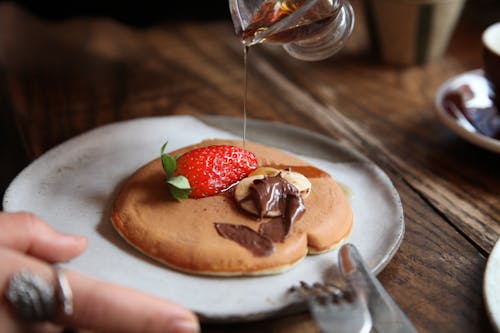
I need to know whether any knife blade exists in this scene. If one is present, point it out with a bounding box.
[339,243,418,333]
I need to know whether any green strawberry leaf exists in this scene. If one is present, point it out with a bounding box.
[167,175,190,189]
[160,142,193,200]
[167,175,192,200]
[160,142,177,178]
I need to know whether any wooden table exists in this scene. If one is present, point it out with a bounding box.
[1,1,498,332]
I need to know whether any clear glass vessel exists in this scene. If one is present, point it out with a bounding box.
[229,0,355,61]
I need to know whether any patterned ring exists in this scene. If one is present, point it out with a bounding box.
[5,265,73,322]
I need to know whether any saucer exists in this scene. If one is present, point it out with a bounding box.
[435,69,500,154]
[484,239,500,333]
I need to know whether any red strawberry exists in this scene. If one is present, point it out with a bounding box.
[161,144,258,199]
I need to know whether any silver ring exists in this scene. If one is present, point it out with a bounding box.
[54,265,73,316]
[5,265,74,322]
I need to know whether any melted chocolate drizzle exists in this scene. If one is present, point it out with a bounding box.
[249,174,305,241]
[213,174,306,257]
[214,223,275,257]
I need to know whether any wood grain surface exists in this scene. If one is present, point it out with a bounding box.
[0,1,498,332]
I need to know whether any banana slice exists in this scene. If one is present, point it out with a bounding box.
[279,170,311,198]
[234,168,311,217]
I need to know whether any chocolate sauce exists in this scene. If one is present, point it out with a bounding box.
[249,174,305,241]
[259,217,287,242]
[214,174,306,256]
[214,223,275,257]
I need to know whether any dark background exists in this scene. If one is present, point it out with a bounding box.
[0,1,233,204]
[0,1,232,25]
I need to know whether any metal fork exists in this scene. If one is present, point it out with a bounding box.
[290,281,372,333]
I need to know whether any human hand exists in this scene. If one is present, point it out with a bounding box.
[0,212,199,333]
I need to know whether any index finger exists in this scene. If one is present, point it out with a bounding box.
[0,212,87,262]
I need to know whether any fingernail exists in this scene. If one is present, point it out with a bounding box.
[65,234,87,245]
[170,319,200,333]
[58,234,87,255]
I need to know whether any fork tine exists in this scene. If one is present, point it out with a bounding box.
[291,281,342,305]
[291,281,343,295]
[290,281,372,333]
[313,282,341,294]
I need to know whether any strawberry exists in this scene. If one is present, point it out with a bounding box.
[161,143,258,199]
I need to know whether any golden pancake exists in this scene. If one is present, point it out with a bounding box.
[111,139,353,276]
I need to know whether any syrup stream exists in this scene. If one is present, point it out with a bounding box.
[243,45,249,149]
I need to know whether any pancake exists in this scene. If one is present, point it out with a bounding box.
[111,139,353,276]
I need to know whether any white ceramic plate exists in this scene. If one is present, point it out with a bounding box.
[485,239,500,333]
[435,69,500,154]
[3,115,404,321]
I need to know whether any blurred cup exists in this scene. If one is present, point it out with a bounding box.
[482,22,500,110]
[365,0,465,66]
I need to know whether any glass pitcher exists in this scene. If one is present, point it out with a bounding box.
[229,0,355,61]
